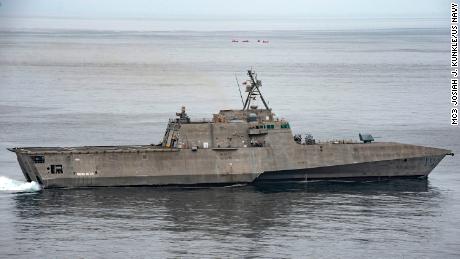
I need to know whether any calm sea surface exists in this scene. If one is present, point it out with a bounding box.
[0,26,459,258]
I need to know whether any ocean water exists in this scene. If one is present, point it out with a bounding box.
[0,25,459,258]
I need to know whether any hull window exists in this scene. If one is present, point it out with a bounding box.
[31,155,45,163]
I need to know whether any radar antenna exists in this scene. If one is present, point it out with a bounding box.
[242,69,270,110]
[235,74,244,107]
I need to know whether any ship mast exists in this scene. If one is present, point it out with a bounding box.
[242,69,270,110]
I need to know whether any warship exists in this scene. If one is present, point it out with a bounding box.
[8,70,454,188]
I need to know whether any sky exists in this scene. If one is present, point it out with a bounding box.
[0,0,452,19]
[0,0,452,31]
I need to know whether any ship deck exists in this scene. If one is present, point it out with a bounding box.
[9,142,363,153]
[8,142,452,156]
[7,142,359,154]
[8,145,178,154]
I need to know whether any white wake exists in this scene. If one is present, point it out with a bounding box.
[0,176,41,192]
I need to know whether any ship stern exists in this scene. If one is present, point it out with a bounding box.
[7,148,44,186]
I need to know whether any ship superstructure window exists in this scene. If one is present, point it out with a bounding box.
[281,123,290,129]
[50,164,63,174]
[31,155,45,163]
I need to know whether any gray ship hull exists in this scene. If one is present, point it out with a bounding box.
[256,155,446,182]
[9,142,452,189]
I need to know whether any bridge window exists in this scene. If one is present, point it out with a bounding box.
[281,123,290,129]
